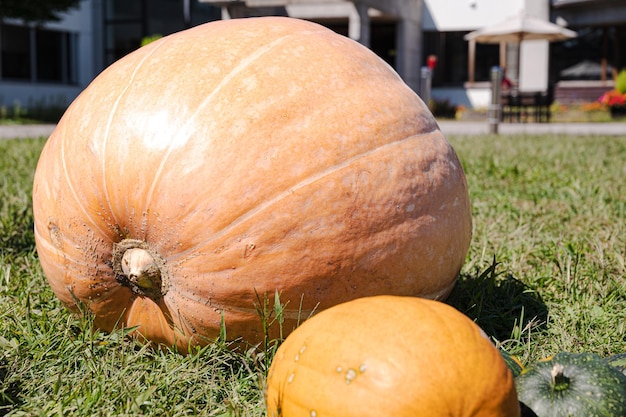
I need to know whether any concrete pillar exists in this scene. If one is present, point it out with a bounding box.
[360,0,424,93]
[396,17,422,93]
[213,0,424,93]
[353,1,371,47]
[519,0,549,91]
[91,0,105,76]
[221,4,247,19]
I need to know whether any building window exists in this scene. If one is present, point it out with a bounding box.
[474,42,499,82]
[0,23,78,84]
[423,30,499,86]
[1,24,31,80]
[37,29,78,83]
[550,25,626,83]
[103,0,220,66]
[104,0,144,66]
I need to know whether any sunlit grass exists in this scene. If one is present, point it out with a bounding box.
[1,134,624,415]
[448,134,626,363]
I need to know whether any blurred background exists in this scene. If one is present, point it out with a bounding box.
[0,0,624,121]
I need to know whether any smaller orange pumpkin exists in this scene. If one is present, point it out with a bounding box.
[265,295,520,417]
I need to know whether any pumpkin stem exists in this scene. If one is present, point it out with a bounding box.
[550,363,570,392]
[112,239,169,299]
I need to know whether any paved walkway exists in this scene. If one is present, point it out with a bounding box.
[0,124,56,140]
[437,121,626,136]
[1,121,624,140]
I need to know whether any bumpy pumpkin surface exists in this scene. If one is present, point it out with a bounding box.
[500,349,525,378]
[265,295,520,417]
[515,352,626,417]
[605,353,626,376]
[32,17,471,352]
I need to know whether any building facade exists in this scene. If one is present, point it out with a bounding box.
[1,4,97,112]
[0,0,624,111]
[0,0,220,113]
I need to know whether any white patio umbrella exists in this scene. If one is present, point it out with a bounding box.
[464,12,577,83]
[560,60,614,80]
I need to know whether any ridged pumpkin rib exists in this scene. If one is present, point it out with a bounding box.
[34,232,105,302]
[167,129,444,262]
[101,39,169,230]
[161,132,464,293]
[33,17,472,351]
[142,35,301,214]
[58,123,110,240]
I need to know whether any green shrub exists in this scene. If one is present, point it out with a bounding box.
[141,34,163,47]
[430,98,458,119]
[615,69,626,94]
[0,96,68,124]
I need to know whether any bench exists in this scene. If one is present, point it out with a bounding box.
[501,91,551,123]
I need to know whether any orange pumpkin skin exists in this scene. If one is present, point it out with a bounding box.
[266,296,520,417]
[32,17,471,352]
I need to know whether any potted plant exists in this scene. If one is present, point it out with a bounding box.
[599,69,626,118]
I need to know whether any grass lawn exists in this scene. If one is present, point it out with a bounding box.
[1,133,625,415]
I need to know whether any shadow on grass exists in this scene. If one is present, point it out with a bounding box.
[446,257,548,345]
[0,358,23,416]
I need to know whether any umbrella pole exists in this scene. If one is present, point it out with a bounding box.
[515,33,523,90]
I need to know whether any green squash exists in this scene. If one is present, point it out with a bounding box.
[515,352,626,417]
[500,348,525,377]
[605,353,626,376]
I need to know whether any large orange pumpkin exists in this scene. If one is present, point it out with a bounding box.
[32,17,471,352]
[266,295,520,417]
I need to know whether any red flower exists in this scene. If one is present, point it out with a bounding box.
[599,90,626,107]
